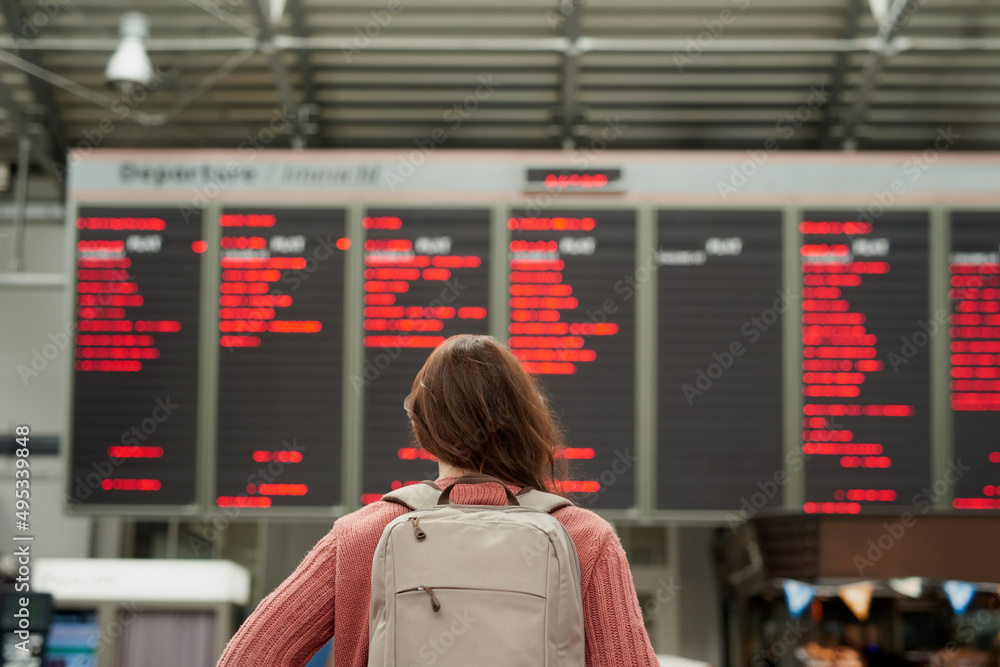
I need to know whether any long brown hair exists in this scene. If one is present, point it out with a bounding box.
[405,334,568,492]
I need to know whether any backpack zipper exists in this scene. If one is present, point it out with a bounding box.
[409,516,426,541]
[418,586,441,612]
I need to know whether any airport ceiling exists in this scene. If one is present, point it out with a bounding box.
[0,0,999,185]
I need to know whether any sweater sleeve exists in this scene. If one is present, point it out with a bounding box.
[216,528,337,667]
[582,532,659,667]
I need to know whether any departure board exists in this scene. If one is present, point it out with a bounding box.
[656,211,784,510]
[71,208,201,505]
[948,212,1000,511]
[215,209,347,508]
[508,210,636,509]
[360,209,491,504]
[800,212,931,513]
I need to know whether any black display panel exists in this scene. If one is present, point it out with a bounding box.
[215,209,346,508]
[800,212,930,513]
[361,209,491,504]
[948,212,1000,511]
[71,207,201,505]
[507,210,636,509]
[656,211,784,510]
[525,168,622,192]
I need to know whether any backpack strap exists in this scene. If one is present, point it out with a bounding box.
[516,487,575,514]
[380,479,575,514]
[380,481,442,510]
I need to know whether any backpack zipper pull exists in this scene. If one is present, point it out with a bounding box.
[409,517,426,541]
[418,586,441,612]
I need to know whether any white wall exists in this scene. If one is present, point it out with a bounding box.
[0,219,92,558]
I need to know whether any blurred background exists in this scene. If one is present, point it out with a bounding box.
[0,0,999,666]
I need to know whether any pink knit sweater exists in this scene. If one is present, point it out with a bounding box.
[217,478,658,666]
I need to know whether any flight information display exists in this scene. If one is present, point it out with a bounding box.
[800,212,931,513]
[508,210,636,509]
[360,209,491,504]
[948,212,1000,510]
[215,209,347,508]
[71,208,201,505]
[67,201,981,517]
[656,210,784,510]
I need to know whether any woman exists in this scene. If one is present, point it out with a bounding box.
[217,334,658,666]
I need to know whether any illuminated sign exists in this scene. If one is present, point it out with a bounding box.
[70,208,201,505]
[949,212,1000,510]
[68,201,977,517]
[360,209,491,504]
[215,209,348,508]
[524,169,622,192]
[508,210,636,509]
[800,212,931,514]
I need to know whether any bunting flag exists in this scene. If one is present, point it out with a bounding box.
[889,577,923,599]
[839,582,874,621]
[943,580,977,615]
[784,580,815,618]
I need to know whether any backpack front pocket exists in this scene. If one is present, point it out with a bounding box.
[393,587,548,667]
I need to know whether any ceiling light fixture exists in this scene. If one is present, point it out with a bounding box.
[105,12,155,92]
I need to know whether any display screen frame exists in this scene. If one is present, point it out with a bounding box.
[797,209,933,515]
[64,201,210,516]
[504,206,640,511]
[655,208,786,512]
[214,206,350,511]
[358,205,495,505]
[947,208,1000,512]
[61,193,1000,520]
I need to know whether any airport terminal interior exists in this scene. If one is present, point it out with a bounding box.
[1,0,999,665]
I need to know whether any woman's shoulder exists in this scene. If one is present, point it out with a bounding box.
[551,504,620,564]
[329,494,619,565]
[333,499,410,543]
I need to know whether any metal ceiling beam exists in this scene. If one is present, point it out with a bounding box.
[0,67,63,184]
[286,0,323,147]
[1,36,259,50]
[0,46,225,148]
[156,47,259,122]
[836,0,923,149]
[553,0,584,150]
[0,47,159,125]
[815,0,865,149]
[185,0,259,37]
[6,35,1000,53]
[249,0,306,148]
[1,0,68,183]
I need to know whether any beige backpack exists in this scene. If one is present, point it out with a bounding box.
[368,475,586,667]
